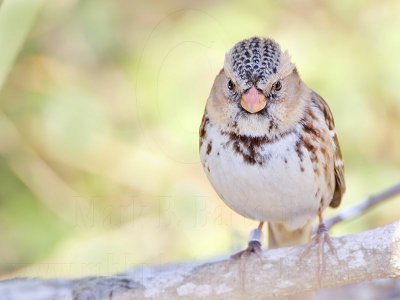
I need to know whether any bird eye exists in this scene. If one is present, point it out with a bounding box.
[227,80,235,91]
[272,80,282,91]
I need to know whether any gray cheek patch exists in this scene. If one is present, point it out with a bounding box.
[230,37,281,89]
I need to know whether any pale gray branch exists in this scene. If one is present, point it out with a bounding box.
[1,221,399,300]
[325,183,400,230]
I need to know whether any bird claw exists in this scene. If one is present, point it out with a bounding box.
[231,240,263,260]
[231,227,264,260]
[231,240,263,290]
[300,223,339,282]
[231,227,264,289]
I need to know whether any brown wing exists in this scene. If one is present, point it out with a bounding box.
[312,92,346,208]
[199,110,209,148]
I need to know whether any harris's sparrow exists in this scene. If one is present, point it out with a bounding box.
[199,37,345,262]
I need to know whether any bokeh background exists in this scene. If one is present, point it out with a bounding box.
[0,0,399,280]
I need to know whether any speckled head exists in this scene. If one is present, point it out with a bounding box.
[224,37,293,91]
[206,36,305,137]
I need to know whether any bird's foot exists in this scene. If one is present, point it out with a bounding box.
[231,240,263,260]
[231,227,264,288]
[300,222,339,282]
[231,227,264,260]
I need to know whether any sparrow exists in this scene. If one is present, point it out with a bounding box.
[199,37,345,265]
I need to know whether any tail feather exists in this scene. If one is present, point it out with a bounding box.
[268,221,313,249]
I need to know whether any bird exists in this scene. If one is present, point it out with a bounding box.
[199,37,345,266]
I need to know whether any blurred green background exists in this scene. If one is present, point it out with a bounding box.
[0,0,399,279]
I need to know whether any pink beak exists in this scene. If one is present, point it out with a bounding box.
[240,86,267,113]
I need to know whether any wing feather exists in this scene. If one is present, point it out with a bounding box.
[312,92,346,208]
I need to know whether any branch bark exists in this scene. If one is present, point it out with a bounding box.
[1,221,399,300]
[325,183,400,229]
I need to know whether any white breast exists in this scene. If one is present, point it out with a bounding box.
[200,124,332,230]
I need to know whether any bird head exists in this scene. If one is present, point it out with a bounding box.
[206,37,310,137]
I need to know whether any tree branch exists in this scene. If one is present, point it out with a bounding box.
[1,221,399,299]
[325,183,400,229]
